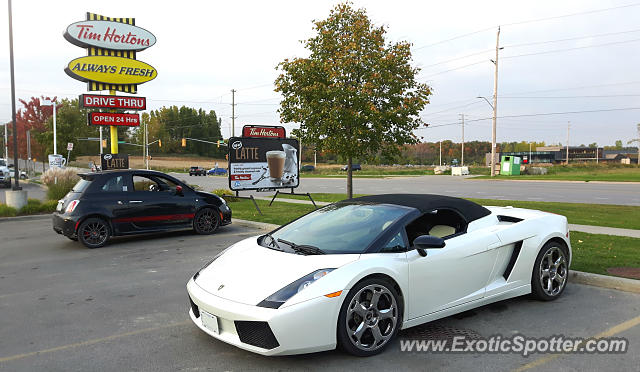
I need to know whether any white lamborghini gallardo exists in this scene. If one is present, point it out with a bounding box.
[187,194,571,356]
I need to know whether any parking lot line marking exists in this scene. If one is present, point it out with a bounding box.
[0,320,191,364]
[512,314,640,372]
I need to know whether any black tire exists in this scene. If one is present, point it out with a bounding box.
[337,278,403,357]
[193,208,220,235]
[77,217,111,248]
[531,241,569,301]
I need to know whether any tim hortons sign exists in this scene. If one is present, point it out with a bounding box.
[64,13,156,94]
[242,125,286,139]
[80,94,146,110]
[64,20,156,51]
[65,55,157,85]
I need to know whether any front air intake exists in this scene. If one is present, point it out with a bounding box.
[234,321,280,349]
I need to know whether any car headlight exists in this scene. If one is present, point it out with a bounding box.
[257,269,334,309]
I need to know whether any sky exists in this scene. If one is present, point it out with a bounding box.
[1,0,640,147]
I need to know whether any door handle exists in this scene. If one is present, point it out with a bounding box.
[130,200,143,203]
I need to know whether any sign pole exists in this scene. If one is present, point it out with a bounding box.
[109,90,118,154]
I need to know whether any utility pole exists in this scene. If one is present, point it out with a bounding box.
[459,114,465,166]
[490,26,501,177]
[99,127,103,155]
[231,89,236,137]
[529,142,532,164]
[637,123,640,166]
[566,121,570,165]
[26,130,31,175]
[439,140,442,166]
[8,0,20,190]
[3,123,7,160]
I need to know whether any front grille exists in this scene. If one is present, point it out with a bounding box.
[189,296,200,318]
[235,321,280,349]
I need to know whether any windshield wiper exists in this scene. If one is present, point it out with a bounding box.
[277,238,325,255]
[263,233,283,251]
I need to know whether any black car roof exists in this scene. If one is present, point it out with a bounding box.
[342,194,491,222]
[78,169,174,178]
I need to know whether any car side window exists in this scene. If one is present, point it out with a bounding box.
[380,231,407,253]
[100,175,126,192]
[133,175,179,193]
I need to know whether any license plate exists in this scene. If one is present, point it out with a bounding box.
[201,310,219,334]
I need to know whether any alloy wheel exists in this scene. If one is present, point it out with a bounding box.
[345,284,398,351]
[81,221,108,246]
[196,209,219,233]
[539,246,567,296]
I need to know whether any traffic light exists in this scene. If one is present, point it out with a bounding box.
[158,139,162,147]
[102,139,107,148]
[217,140,220,148]
[182,138,186,147]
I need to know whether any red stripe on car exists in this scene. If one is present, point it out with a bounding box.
[113,213,195,223]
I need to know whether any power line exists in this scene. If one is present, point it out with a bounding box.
[422,106,640,128]
[423,101,483,116]
[503,37,640,59]
[501,80,640,96]
[498,94,640,99]
[503,27,640,49]
[413,2,640,51]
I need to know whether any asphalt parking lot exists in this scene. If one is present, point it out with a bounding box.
[1,217,639,371]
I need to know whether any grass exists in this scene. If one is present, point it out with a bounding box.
[230,199,316,226]
[474,163,640,182]
[570,231,640,276]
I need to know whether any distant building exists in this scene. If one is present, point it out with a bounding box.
[485,146,609,166]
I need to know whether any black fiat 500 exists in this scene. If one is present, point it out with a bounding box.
[52,170,231,248]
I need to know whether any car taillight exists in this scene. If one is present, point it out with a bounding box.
[65,200,80,213]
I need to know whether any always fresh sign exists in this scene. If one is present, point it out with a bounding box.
[65,56,157,85]
[64,20,156,51]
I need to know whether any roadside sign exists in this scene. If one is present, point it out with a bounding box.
[80,94,146,110]
[228,137,299,191]
[242,125,286,139]
[88,112,140,127]
[101,153,129,170]
[67,143,74,151]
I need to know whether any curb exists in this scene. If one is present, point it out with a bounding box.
[232,218,279,231]
[570,270,640,294]
[0,214,51,223]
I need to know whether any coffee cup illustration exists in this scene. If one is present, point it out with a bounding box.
[266,151,286,182]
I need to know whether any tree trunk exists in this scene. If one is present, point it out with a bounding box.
[347,155,353,199]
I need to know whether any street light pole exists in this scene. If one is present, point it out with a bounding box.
[439,140,442,166]
[490,26,501,177]
[7,0,20,190]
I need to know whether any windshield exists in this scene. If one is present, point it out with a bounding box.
[266,203,410,254]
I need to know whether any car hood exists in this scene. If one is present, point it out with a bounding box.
[194,237,359,305]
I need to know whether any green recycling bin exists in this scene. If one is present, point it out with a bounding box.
[500,155,521,176]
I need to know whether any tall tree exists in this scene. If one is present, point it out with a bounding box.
[275,3,431,197]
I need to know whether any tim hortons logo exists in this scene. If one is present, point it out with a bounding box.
[248,128,279,137]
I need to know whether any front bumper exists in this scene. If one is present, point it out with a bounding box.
[219,204,232,226]
[186,278,344,356]
[52,212,80,237]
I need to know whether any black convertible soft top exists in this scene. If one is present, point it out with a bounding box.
[342,194,491,222]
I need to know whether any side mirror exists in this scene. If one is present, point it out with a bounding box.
[412,235,446,257]
[175,185,183,196]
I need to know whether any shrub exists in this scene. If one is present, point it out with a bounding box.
[0,204,17,217]
[212,188,237,202]
[41,168,80,201]
[19,198,58,215]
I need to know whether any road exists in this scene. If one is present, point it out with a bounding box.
[0,182,47,203]
[1,216,638,371]
[171,174,640,206]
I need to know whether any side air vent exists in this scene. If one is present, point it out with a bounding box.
[497,215,523,223]
[503,241,523,280]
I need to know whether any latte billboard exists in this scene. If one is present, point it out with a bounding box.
[228,137,300,191]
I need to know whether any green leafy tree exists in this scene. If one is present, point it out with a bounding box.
[275,3,431,197]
